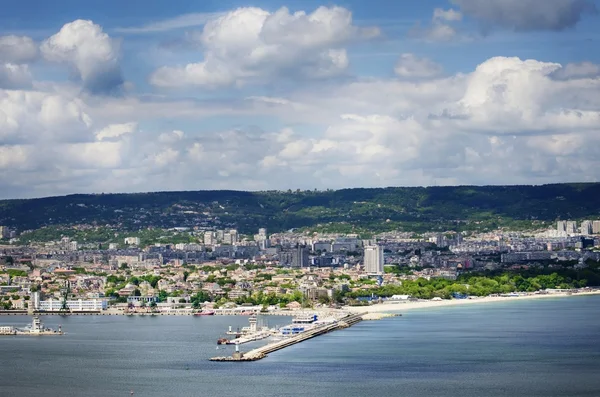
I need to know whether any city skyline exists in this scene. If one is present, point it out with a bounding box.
[1,0,600,199]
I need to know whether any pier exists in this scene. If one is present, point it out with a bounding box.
[210,312,367,362]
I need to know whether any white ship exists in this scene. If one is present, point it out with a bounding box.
[0,316,63,336]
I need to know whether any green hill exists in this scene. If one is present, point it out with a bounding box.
[0,183,599,235]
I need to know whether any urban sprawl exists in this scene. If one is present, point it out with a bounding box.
[1,220,600,314]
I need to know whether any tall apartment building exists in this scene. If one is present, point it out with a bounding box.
[0,226,9,239]
[566,221,577,234]
[557,220,567,233]
[593,221,600,234]
[229,229,239,244]
[580,220,593,235]
[364,245,384,275]
[203,231,215,246]
[292,246,310,268]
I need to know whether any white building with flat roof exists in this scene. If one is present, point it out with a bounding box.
[364,245,384,275]
[38,298,107,312]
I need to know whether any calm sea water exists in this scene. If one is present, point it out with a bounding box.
[1,296,600,397]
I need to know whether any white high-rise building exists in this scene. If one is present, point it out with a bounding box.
[581,220,593,235]
[593,221,600,234]
[203,231,215,246]
[557,221,567,233]
[364,245,384,275]
[566,221,577,234]
[230,229,238,244]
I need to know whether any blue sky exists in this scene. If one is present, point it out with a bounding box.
[0,0,599,198]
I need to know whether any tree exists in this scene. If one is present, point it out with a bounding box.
[133,289,141,297]
[149,301,157,308]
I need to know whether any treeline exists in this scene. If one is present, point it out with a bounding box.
[346,265,600,300]
[2,183,600,234]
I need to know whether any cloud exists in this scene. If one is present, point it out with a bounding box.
[95,122,137,141]
[2,54,600,198]
[394,53,444,78]
[0,64,32,89]
[409,8,463,41]
[451,0,597,31]
[433,8,463,21]
[115,12,225,33]
[150,6,379,88]
[41,20,123,94]
[550,61,600,80]
[0,35,38,63]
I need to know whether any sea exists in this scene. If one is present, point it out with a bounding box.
[1,296,599,397]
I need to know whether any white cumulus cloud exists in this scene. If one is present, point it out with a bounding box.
[150,6,379,87]
[395,54,444,78]
[41,20,123,94]
[0,35,38,63]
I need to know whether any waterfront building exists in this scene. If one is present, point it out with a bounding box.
[39,298,108,312]
[364,245,384,275]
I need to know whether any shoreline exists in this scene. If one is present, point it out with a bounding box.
[342,290,600,314]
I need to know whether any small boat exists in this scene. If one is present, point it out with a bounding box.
[217,338,229,345]
[194,310,215,316]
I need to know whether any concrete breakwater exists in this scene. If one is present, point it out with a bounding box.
[210,312,367,362]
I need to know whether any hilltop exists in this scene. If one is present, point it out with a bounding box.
[1,183,599,235]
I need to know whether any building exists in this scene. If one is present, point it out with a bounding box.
[292,246,310,268]
[124,237,140,245]
[203,231,215,246]
[0,226,9,239]
[364,245,384,275]
[68,241,78,251]
[38,298,108,312]
[31,292,41,310]
[593,221,600,234]
[557,220,567,233]
[566,221,577,234]
[229,229,239,244]
[581,220,593,235]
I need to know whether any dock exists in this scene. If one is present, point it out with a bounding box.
[210,312,367,362]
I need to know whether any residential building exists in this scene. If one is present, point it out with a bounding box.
[364,245,384,275]
[593,221,600,234]
[124,237,140,245]
[230,229,239,244]
[0,226,9,239]
[557,221,567,233]
[581,220,593,235]
[204,231,215,245]
[566,221,577,234]
[292,246,310,268]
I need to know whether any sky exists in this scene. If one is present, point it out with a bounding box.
[1,0,600,199]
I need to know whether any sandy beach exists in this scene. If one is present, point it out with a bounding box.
[343,290,600,314]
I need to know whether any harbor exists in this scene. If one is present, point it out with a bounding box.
[0,316,64,336]
[210,311,370,362]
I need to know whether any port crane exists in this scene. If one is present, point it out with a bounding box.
[60,280,71,313]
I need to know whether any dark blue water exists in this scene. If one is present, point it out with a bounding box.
[1,296,599,397]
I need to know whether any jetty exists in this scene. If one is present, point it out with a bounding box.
[210,312,366,362]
